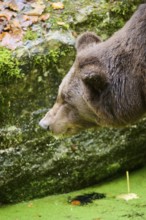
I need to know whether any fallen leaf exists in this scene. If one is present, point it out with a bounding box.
[31,0,44,5]
[51,2,64,10]
[10,18,21,29]
[116,193,139,201]
[0,27,23,50]
[0,32,6,41]
[3,23,11,31]
[18,15,33,28]
[7,0,25,12]
[39,13,50,21]
[12,28,24,41]
[1,32,17,50]
[0,1,6,10]
[21,20,32,28]
[0,10,17,21]
[57,21,66,26]
[28,16,39,23]
[72,31,78,38]
[71,200,81,206]
[25,2,45,16]
[57,21,69,29]
[0,17,8,33]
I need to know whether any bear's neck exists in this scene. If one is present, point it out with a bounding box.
[100,75,145,127]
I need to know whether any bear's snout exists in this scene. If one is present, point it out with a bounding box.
[39,118,49,130]
[39,111,51,130]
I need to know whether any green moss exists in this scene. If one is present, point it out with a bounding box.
[107,163,121,175]
[0,47,22,126]
[23,30,38,41]
[97,0,143,38]
[73,0,143,39]
[43,0,144,38]
[49,49,60,63]
[0,47,21,82]
[0,126,23,149]
[31,45,75,77]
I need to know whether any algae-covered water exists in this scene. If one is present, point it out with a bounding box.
[1,166,146,220]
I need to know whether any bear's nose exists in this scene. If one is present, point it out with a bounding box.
[39,119,49,130]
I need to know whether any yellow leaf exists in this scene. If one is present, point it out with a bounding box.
[39,13,50,21]
[51,2,64,10]
[57,21,66,26]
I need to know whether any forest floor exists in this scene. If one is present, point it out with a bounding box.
[0,166,146,220]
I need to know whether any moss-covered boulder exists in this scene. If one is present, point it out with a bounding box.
[0,0,145,204]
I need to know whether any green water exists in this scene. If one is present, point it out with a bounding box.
[1,166,146,220]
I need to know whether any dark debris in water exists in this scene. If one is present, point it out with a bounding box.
[68,192,106,206]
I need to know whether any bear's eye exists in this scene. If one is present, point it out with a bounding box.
[61,92,66,100]
[61,92,72,104]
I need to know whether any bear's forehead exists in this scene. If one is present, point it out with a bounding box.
[58,66,75,96]
[77,48,100,68]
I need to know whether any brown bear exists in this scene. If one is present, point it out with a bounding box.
[39,4,146,136]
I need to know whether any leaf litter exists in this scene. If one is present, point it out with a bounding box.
[0,0,64,50]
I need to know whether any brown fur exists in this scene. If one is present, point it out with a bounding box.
[39,4,146,135]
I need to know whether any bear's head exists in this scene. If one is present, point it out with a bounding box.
[39,5,146,136]
[39,32,110,136]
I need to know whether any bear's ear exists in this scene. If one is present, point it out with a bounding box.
[76,32,101,51]
[82,72,108,93]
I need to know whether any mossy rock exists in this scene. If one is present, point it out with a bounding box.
[0,0,145,204]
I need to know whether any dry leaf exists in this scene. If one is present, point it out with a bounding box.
[71,200,81,206]
[4,24,11,31]
[0,17,8,33]
[20,15,30,21]
[7,0,25,12]
[28,16,39,23]
[0,10,17,21]
[0,0,53,50]
[1,32,23,50]
[0,1,6,10]
[10,18,21,29]
[57,21,66,26]
[116,193,139,201]
[0,28,23,50]
[39,13,50,21]
[0,32,6,41]
[72,31,77,38]
[19,15,32,28]
[12,28,24,41]
[25,3,45,16]
[21,20,32,28]
[51,2,64,10]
